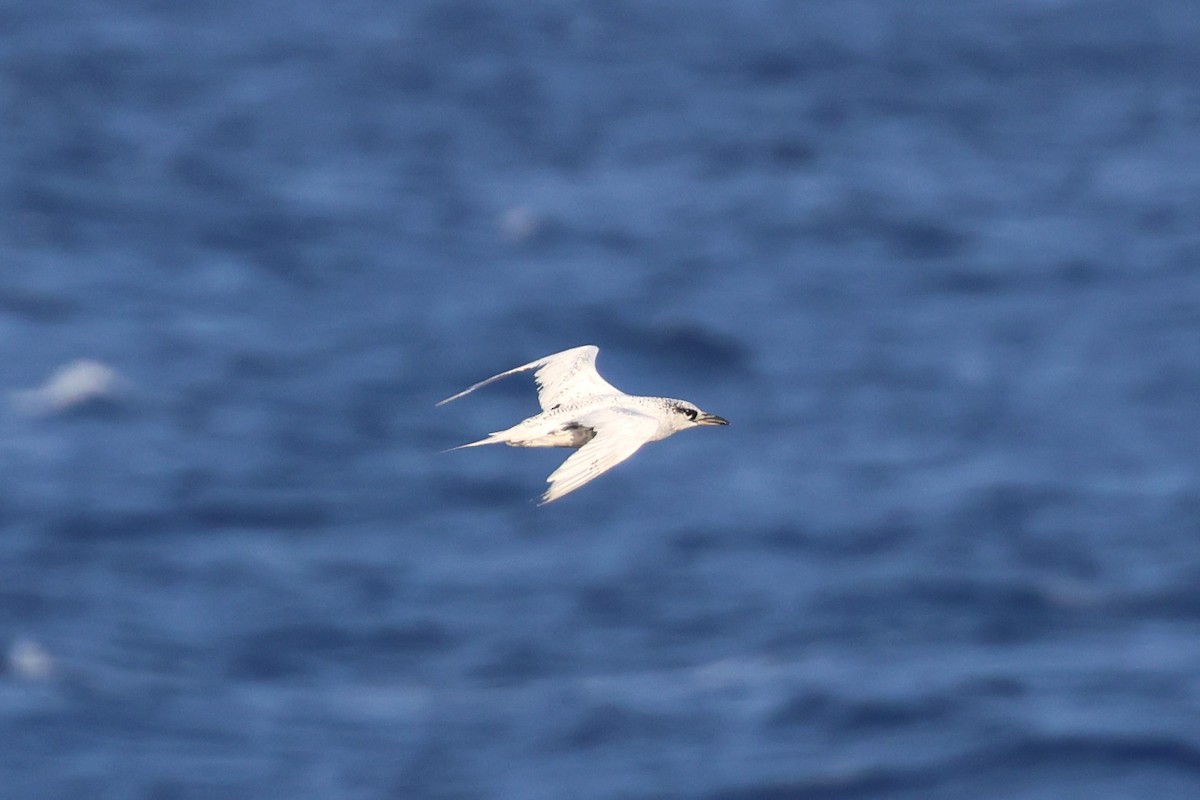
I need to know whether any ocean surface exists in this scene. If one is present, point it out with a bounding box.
[3,1,1200,798]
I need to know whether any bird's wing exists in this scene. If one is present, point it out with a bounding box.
[540,408,659,504]
[436,345,621,410]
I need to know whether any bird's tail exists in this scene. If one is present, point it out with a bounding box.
[441,433,506,452]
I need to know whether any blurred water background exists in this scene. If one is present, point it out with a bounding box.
[3,1,1200,798]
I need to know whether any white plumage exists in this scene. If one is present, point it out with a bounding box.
[438,345,728,504]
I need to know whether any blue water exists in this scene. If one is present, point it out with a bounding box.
[3,1,1200,797]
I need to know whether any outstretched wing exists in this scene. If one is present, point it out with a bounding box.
[436,345,621,410]
[540,408,659,504]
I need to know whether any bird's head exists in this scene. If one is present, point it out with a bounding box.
[669,401,729,431]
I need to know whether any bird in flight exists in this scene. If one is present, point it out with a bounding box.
[437,345,728,504]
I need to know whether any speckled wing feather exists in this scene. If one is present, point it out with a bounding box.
[437,345,621,410]
[540,408,659,504]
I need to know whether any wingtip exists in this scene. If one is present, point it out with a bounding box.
[538,484,564,506]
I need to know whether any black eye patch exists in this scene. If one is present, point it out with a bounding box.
[678,407,698,420]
